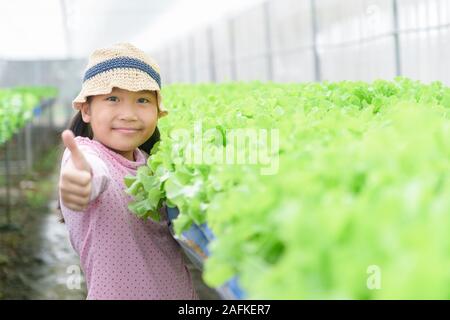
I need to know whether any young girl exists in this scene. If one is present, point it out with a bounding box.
[58,43,198,300]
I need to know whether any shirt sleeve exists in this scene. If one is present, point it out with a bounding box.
[60,145,110,204]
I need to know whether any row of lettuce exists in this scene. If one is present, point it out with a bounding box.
[126,78,450,299]
[0,86,58,146]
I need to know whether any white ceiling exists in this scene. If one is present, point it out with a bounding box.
[0,0,177,60]
[0,0,265,60]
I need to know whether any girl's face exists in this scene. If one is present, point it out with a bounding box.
[80,87,158,161]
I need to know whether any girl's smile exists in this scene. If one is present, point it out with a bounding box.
[112,127,143,134]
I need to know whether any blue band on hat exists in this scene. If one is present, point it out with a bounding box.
[83,57,161,88]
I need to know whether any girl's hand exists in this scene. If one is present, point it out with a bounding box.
[59,130,93,211]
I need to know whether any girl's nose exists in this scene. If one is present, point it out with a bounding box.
[118,103,139,120]
[119,114,138,121]
[119,111,139,121]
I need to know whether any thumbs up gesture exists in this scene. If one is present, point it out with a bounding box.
[59,130,93,211]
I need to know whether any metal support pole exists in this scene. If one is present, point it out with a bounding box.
[392,0,402,76]
[25,121,33,171]
[263,1,274,81]
[229,18,237,81]
[16,127,22,175]
[4,140,11,225]
[207,27,217,83]
[310,0,322,82]
[45,99,52,149]
[31,114,35,170]
[49,98,54,133]
[60,0,72,58]
[189,36,196,83]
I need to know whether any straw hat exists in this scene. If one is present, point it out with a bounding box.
[72,42,168,117]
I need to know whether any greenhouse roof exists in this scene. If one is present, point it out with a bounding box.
[0,0,265,60]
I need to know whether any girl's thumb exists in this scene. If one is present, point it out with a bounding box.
[61,130,92,173]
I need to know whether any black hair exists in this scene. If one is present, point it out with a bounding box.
[57,96,161,222]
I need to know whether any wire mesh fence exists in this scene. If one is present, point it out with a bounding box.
[0,98,58,229]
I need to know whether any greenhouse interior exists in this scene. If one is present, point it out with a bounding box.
[0,0,449,302]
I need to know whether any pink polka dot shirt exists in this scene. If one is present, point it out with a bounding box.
[59,136,198,300]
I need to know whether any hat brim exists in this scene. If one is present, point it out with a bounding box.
[72,68,168,118]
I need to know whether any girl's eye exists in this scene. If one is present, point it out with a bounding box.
[138,98,150,103]
[106,96,119,102]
